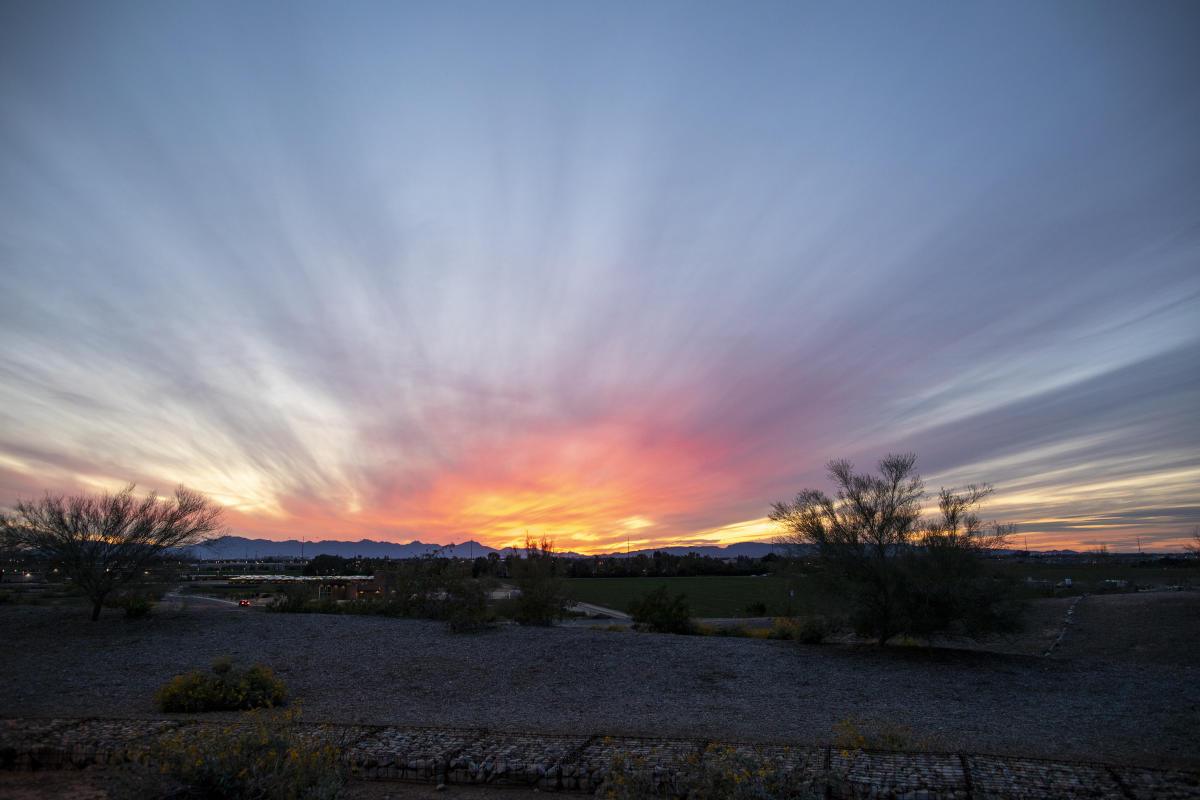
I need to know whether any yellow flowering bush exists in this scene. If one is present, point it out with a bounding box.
[765,618,795,640]
[156,656,287,712]
[597,742,810,799]
[129,707,345,800]
[832,716,919,756]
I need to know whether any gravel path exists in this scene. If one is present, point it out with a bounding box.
[2,592,1196,771]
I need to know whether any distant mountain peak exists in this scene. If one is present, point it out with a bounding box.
[182,535,784,560]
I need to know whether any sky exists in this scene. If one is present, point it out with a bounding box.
[1,1,1197,554]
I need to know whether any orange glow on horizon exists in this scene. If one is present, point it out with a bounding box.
[8,420,1193,555]
[208,417,754,554]
[216,499,1196,554]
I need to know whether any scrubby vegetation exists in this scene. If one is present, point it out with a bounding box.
[628,585,694,634]
[156,656,287,712]
[441,562,491,633]
[794,616,833,644]
[760,616,831,643]
[772,454,1024,645]
[511,535,570,626]
[597,719,940,798]
[597,741,813,799]
[129,707,345,800]
[260,542,575,631]
[106,588,158,619]
[832,716,940,755]
[266,553,495,632]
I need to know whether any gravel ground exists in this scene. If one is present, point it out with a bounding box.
[1,592,1196,771]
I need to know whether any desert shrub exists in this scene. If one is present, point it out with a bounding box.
[595,746,662,799]
[512,535,570,626]
[442,564,491,633]
[375,555,447,618]
[597,741,811,799]
[265,583,312,613]
[259,557,493,630]
[121,591,155,618]
[256,550,503,629]
[369,553,493,622]
[796,615,832,644]
[629,586,694,634]
[686,745,811,799]
[766,615,833,643]
[589,622,630,632]
[105,588,156,618]
[744,600,768,616]
[491,595,521,621]
[766,617,797,640]
[156,657,287,712]
[833,717,922,755]
[311,596,343,614]
[131,707,345,800]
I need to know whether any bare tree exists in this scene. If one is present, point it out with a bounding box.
[770,454,923,645]
[1,484,225,620]
[770,454,1020,645]
[903,486,1020,639]
[1186,525,1200,556]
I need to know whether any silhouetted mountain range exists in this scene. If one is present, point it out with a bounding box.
[182,535,785,560]
[182,535,1184,561]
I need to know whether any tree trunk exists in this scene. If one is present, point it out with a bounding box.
[91,597,103,621]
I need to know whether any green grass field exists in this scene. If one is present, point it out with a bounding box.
[567,561,1197,618]
[567,575,829,618]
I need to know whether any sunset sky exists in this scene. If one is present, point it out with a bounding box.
[1,2,1197,553]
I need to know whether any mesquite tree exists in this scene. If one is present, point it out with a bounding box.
[770,454,1020,645]
[1,484,225,620]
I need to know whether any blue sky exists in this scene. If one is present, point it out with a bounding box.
[1,1,1197,551]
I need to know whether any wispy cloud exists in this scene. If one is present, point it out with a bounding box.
[1,1,1197,551]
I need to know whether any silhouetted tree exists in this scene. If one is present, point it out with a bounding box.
[899,487,1021,639]
[770,454,1019,644]
[513,535,569,625]
[1186,525,1200,557]
[1,484,225,620]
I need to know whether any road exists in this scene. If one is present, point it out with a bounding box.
[161,586,241,609]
